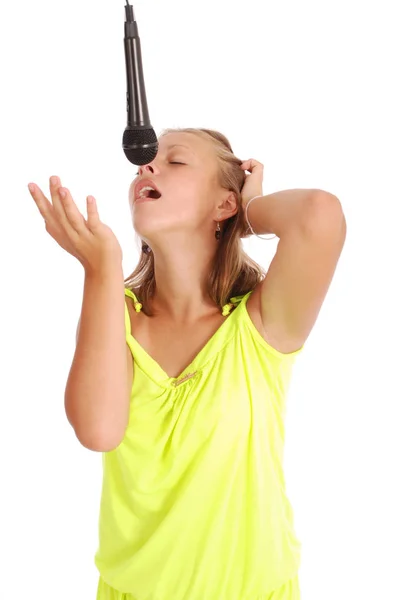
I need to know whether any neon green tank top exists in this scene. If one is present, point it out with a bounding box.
[94,287,304,599]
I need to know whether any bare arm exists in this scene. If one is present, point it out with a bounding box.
[65,266,130,452]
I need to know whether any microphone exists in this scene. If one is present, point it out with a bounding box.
[122,0,158,166]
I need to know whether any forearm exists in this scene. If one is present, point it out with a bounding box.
[245,188,329,238]
[64,265,129,451]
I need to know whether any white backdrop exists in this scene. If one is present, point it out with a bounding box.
[1,0,400,598]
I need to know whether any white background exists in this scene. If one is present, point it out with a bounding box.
[1,0,400,598]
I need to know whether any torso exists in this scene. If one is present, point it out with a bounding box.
[125,284,267,382]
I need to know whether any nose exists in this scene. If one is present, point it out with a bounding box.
[138,163,155,176]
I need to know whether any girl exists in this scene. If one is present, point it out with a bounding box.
[28,127,346,600]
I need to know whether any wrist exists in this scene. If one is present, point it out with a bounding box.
[84,261,124,282]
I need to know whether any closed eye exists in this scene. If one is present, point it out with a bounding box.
[134,162,185,175]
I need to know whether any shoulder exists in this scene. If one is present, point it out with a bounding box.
[243,284,268,342]
[246,283,303,355]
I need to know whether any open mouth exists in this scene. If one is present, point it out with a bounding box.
[137,187,162,201]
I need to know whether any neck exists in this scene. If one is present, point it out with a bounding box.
[148,241,219,323]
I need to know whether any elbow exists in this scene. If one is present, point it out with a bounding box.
[306,190,346,235]
[75,427,125,453]
[66,410,125,452]
[309,190,345,220]
[65,394,128,453]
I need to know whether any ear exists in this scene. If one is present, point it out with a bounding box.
[229,191,240,218]
[218,191,237,217]
[213,185,237,221]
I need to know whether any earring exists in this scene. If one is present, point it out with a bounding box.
[215,221,221,240]
[142,242,152,254]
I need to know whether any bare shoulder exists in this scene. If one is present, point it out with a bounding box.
[245,283,268,341]
[245,282,301,354]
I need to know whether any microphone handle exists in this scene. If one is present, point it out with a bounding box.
[124,18,151,127]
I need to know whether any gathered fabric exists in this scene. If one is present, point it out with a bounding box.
[94,288,304,600]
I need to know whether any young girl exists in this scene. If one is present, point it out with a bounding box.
[28,127,346,600]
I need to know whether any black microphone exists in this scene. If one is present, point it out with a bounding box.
[122,0,158,166]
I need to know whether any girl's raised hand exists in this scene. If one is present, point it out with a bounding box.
[28,176,123,273]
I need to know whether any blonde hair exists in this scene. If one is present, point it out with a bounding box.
[124,127,266,316]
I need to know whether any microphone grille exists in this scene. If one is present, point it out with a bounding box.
[123,127,159,165]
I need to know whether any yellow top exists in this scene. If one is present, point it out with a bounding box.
[94,287,304,599]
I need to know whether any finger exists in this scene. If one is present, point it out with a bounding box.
[85,196,101,230]
[241,159,255,172]
[241,159,264,171]
[49,176,70,226]
[58,187,92,235]
[28,182,56,223]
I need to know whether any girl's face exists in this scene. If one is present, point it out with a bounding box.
[129,132,223,240]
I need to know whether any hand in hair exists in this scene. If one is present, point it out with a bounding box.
[240,159,264,206]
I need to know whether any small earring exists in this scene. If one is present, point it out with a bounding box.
[215,221,221,240]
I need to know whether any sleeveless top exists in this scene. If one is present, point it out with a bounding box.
[94,287,304,600]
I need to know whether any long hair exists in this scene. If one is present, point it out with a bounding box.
[124,127,266,316]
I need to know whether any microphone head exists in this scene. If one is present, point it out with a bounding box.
[123,126,159,165]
